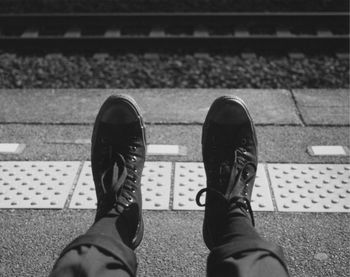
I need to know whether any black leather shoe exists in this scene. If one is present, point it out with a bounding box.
[91,95,146,249]
[196,96,258,249]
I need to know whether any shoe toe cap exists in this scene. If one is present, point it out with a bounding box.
[210,99,250,125]
[101,103,138,124]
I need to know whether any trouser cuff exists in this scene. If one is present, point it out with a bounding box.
[207,238,288,274]
[59,234,137,277]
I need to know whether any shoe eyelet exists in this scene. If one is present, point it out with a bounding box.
[130,146,137,152]
[131,156,137,162]
[242,138,247,145]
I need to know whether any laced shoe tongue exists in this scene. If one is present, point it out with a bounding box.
[219,162,232,191]
[222,148,256,197]
[101,154,128,194]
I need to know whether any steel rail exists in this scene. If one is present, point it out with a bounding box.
[0,12,348,53]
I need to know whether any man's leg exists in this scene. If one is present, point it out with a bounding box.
[197,96,289,277]
[50,95,147,277]
[206,216,288,277]
[50,245,131,277]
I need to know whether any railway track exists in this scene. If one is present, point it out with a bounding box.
[0,12,348,54]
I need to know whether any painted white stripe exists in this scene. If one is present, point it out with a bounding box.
[0,143,25,154]
[47,139,90,144]
[308,146,348,156]
[147,144,186,156]
[47,140,186,156]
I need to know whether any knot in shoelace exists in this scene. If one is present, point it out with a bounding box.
[196,147,256,226]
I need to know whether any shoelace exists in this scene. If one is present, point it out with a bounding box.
[196,148,256,226]
[101,151,139,214]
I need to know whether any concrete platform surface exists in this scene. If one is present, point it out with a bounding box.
[293,89,350,126]
[0,210,349,277]
[0,125,349,164]
[0,89,349,277]
[0,89,302,125]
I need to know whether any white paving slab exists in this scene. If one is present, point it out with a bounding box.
[147,144,186,156]
[268,164,350,212]
[69,162,172,210]
[173,162,274,211]
[0,143,25,154]
[0,162,80,209]
[307,146,349,156]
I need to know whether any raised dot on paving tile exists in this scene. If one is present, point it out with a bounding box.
[173,163,274,211]
[0,162,80,209]
[331,199,338,204]
[69,162,171,210]
[268,164,350,212]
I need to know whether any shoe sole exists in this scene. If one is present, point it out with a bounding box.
[91,94,146,249]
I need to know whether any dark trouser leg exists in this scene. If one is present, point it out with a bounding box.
[50,213,137,277]
[50,245,131,277]
[206,216,289,277]
[208,250,288,277]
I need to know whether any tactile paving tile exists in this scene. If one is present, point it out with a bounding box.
[268,164,350,212]
[68,162,95,209]
[0,162,80,209]
[173,162,274,211]
[69,162,171,210]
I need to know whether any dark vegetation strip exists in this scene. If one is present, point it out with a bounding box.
[0,0,347,13]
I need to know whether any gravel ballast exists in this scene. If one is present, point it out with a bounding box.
[0,54,348,89]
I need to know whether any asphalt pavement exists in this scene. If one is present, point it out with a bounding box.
[0,89,349,277]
